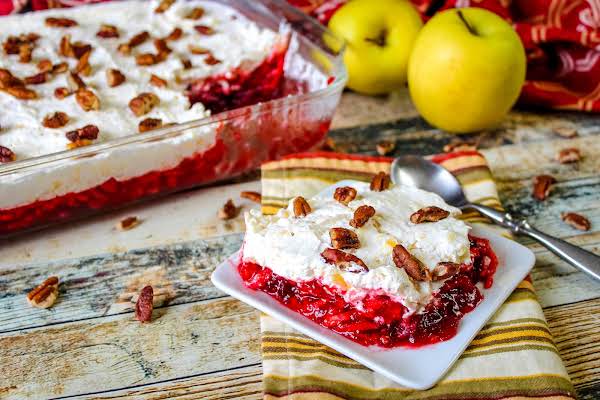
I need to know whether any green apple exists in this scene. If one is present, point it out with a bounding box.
[328,0,423,95]
[408,8,526,133]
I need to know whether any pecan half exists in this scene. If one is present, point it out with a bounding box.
[66,124,99,142]
[181,58,192,69]
[54,87,71,99]
[154,0,175,13]
[392,244,430,281]
[410,206,450,224]
[431,262,460,281]
[97,24,119,38]
[240,191,262,203]
[321,248,368,273]
[24,72,47,85]
[376,140,395,156]
[333,186,357,205]
[27,276,59,309]
[42,111,69,128]
[18,43,33,63]
[204,54,221,65]
[75,89,100,111]
[5,86,37,100]
[138,118,163,133]
[350,205,375,228]
[0,145,16,163]
[129,92,160,117]
[149,74,167,88]
[329,227,360,249]
[106,68,126,87]
[117,216,140,230]
[67,72,86,91]
[370,171,390,192]
[218,199,239,220]
[194,25,215,35]
[556,147,581,164]
[561,212,591,231]
[292,196,311,217]
[135,285,154,323]
[186,7,205,19]
[45,17,78,28]
[532,174,556,201]
[188,45,210,55]
[164,27,183,41]
[37,58,53,73]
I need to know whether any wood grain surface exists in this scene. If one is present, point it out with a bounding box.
[1,92,599,399]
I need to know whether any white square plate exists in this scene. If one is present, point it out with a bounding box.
[211,183,535,390]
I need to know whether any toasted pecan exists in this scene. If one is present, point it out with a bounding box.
[392,244,430,281]
[42,111,69,129]
[350,205,375,228]
[321,248,368,273]
[410,206,450,224]
[129,92,160,117]
[370,171,390,192]
[329,227,360,249]
[561,212,591,231]
[333,186,357,206]
[292,196,311,217]
[532,174,556,201]
[27,276,59,309]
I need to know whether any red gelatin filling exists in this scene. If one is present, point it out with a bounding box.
[239,234,499,348]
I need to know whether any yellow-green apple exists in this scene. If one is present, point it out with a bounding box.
[328,0,422,95]
[408,8,526,133]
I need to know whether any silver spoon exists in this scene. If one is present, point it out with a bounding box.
[391,155,600,281]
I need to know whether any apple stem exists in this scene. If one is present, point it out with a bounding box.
[364,29,387,47]
[457,10,477,36]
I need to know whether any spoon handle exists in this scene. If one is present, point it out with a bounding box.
[466,203,600,281]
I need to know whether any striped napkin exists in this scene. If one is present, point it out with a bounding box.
[257,151,576,399]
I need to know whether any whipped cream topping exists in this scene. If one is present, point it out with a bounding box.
[0,0,279,209]
[243,181,472,312]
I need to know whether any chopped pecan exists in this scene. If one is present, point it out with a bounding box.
[5,86,37,100]
[18,43,33,63]
[561,212,591,231]
[532,174,556,201]
[2,36,20,54]
[204,54,221,65]
[0,68,23,88]
[376,140,395,156]
[194,25,215,35]
[370,171,390,192]
[24,72,47,85]
[0,145,16,163]
[329,227,360,249]
[240,191,262,203]
[42,111,69,128]
[106,68,126,87]
[75,50,92,76]
[155,0,175,13]
[321,248,368,273]
[431,262,460,281]
[67,139,93,149]
[37,58,53,73]
[164,27,183,41]
[27,276,59,309]
[54,87,72,99]
[154,39,171,55]
[292,196,311,217]
[45,17,78,28]
[73,41,92,59]
[117,216,140,230]
[66,124,99,142]
[443,139,477,153]
[392,244,430,281]
[553,125,578,138]
[181,58,192,69]
[52,62,69,74]
[149,74,167,88]
[75,89,100,111]
[138,118,163,133]
[136,53,159,66]
[135,285,154,323]
[97,24,119,38]
[350,205,375,228]
[188,45,210,55]
[186,7,205,19]
[218,199,239,220]
[59,35,74,57]
[556,147,581,164]
[119,31,150,54]
[410,206,450,224]
[67,71,86,91]
[333,186,357,205]
[129,92,160,117]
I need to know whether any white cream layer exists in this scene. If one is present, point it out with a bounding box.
[243,182,472,312]
[0,0,278,209]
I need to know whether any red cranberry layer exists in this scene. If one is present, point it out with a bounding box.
[239,235,498,348]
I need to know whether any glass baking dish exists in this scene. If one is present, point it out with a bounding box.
[0,0,347,238]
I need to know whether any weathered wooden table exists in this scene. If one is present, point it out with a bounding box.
[1,90,599,399]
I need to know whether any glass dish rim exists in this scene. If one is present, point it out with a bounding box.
[0,0,348,178]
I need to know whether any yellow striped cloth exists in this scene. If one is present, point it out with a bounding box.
[257,151,575,400]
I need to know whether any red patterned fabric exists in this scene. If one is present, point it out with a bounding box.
[2,0,599,111]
